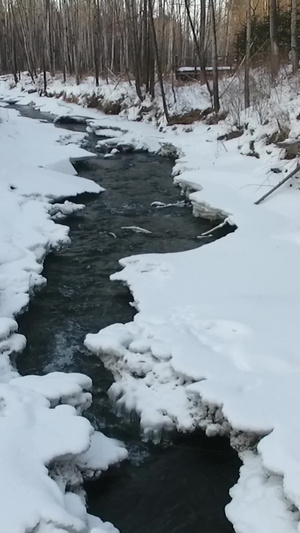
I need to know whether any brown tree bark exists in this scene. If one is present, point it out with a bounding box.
[209,0,220,112]
[184,0,212,96]
[148,0,169,122]
[291,0,298,73]
[244,0,251,108]
[270,0,279,78]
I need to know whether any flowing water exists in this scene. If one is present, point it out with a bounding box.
[14,104,240,533]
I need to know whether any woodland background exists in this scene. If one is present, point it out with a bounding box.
[0,0,298,114]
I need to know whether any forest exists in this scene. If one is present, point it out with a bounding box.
[0,0,298,114]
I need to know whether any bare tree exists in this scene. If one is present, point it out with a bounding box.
[291,0,298,73]
[270,0,279,78]
[200,0,206,72]
[184,0,212,95]
[148,0,169,121]
[209,0,220,112]
[244,0,251,108]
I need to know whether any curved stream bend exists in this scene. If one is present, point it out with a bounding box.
[16,105,240,533]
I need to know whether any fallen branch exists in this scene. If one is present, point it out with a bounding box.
[198,219,228,237]
[254,163,300,205]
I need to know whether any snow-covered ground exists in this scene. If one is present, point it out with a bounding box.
[3,71,300,532]
[0,98,129,532]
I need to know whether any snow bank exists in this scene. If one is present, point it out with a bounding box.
[81,75,300,531]
[84,149,300,529]
[0,378,97,532]
[0,71,211,127]
[0,103,128,532]
[226,451,300,533]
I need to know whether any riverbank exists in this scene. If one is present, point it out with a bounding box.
[16,137,239,533]
[2,73,300,532]
[0,102,129,532]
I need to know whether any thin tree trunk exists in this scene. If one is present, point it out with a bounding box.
[224,0,234,64]
[148,0,169,122]
[209,0,220,112]
[184,0,212,95]
[94,0,100,85]
[9,2,18,83]
[61,0,68,80]
[200,0,207,78]
[125,0,143,100]
[270,0,279,78]
[244,0,251,108]
[291,0,298,73]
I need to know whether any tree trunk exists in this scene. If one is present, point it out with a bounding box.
[94,0,100,86]
[148,0,169,122]
[291,0,298,73]
[184,0,212,96]
[125,0,143,100]
[244,0,251,108]
[270,0,279,78]
[200,0,207,79]
[209,0,220,112]
[224,0,234,64]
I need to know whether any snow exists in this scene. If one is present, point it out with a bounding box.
[121,226,152,234]
[226,451,300,533]
[76,76,300,531]
[11,372,93,409]
[177,65,231,72]
[0,97,127,532]
[0,377,127,533]
[4,70,300,531]
[77,431,128,477]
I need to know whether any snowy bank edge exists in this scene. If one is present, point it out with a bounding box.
[0,104,129,533]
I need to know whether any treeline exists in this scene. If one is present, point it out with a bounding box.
[0,0,205,87]
[0,0,298,117]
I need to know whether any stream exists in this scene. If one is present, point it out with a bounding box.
[15,105,240,533]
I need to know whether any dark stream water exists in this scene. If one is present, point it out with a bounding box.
[15,105,240,533]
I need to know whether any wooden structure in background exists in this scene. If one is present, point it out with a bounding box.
[175,65,234,82]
